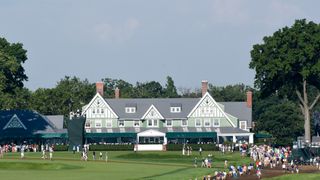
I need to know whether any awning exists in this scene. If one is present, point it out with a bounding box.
[38,133,68,138]
[254,133,272,139]
[85,133,136,138]
[166,132,217,139]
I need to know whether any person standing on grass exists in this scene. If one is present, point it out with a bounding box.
[224,160,228,168]
[99,151,103,160]
[199,147,202,156]
[49,146,53,161]
[42,148,47,159]
[20,145,25,159]
[92,151,96,160]
[193,157,198,168]
[105,152,108,163]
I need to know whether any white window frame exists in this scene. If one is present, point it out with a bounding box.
[239,121,247,130]
[195,119,202,127]
[166,120,173,127]
[181,119,188,127]
[118,120,125,127]
[147,119,159,127]
[106,120,112,128]
[213,119,220,127]
[204,119,211,127]
[95,120,102,128]
[101,109,104,114]
[85,121,91,128]
[125,107,136,113]
[170,107,181,113]
[134,120,140,127]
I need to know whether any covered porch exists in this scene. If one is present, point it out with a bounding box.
[217,127,254,144]
[136,129,166,151]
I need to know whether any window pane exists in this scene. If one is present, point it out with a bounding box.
[182,120,187,126]
[167,120,172,126]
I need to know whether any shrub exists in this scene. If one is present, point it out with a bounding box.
[54,145,69,151]
[166,144,219,151]
[89,144,134,151]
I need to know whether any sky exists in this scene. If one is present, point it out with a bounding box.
[1,0,319,91]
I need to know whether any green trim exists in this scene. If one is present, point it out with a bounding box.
[166,132,217,138]
[85,133,136,138]
[254,133,272,138]
[39,133,68,138]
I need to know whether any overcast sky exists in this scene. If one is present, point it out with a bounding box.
[1,0,319,91]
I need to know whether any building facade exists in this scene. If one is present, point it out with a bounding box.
[82,81,253,148]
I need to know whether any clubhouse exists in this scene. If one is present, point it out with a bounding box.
[81,81,254,150]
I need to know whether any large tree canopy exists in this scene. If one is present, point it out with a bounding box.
[0,37,28,94]
[250,19,320,142]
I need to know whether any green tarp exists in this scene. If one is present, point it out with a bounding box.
[166,132,217,139]
[85,133,137,138]
[38,133,68,138]
[254,133,272,138]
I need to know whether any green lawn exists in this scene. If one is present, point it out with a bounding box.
[266,173,320,180]
[0,151,249,180]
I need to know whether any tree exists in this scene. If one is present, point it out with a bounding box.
[101,78,134,98]
[253,94,304,146]
[134,81,164,98]
[30,76,95,118]
[208,83,251,102]
[0,37,28,94]
[164,76,179,98]
[249,19,320,142]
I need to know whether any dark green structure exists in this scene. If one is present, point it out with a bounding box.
[67,116,85,150]
[0,110,67,144]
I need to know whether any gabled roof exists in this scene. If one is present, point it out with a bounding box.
[219,102,252,127]
[84,93,252,124]
[106,98,199,119]
[141,104,164,119]
[46,115,64,129]
[0,110,65,137]
[187,92,236,127]
[82,93,118,118]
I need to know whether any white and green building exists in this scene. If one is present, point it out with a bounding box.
[81,81,253,150]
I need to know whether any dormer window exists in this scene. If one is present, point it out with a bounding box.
[170,107,181,113]
[170,103,181,113]
[125,107,136,113]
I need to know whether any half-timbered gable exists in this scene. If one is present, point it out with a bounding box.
[187,92,237,127]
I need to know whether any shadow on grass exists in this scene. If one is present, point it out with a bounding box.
[0,161,82,170]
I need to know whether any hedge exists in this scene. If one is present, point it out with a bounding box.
[166,144,219,151]
[54,145,69,151]
[89,144,134,151]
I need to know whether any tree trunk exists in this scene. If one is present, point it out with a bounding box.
[296,80,320,143]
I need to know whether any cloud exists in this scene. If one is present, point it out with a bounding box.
[93,17,141,43]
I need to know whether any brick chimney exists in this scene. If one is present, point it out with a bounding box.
[246,90,252,108]
[115,87,120,99]
[96,82,104,96]
[201,80,208,97]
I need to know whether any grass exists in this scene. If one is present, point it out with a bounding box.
[0,151,319,179]
[266,173,320,180]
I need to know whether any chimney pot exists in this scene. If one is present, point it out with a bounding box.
[201,80,208,97]
[96,82,104,96]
